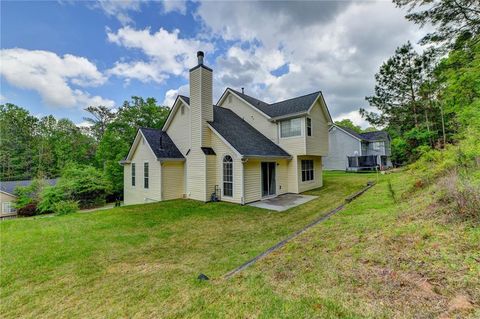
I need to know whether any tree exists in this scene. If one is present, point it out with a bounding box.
[83,105,116,141]
[335,119,362,133]
[0,103,39,180]
[394,0,480,48]
[96,97,170,195]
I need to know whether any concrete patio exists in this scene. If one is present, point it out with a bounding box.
[248,193,318,212]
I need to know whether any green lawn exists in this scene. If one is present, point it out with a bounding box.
[1,171,478,318]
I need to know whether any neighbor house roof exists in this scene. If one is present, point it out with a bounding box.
[0,178,58,196]
[227,88,326,119]
[139,128,184,160]
[334,125,389,142]
[209,106,291,158]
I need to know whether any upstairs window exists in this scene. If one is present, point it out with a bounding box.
[301,160,314,182]
[372,142,382,151]
[131,163,136,186]
[307,118,312,136]
[223,155,233,197]
[280,118,302,138]
[144,162,149,189]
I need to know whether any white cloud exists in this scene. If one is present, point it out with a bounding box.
[162,0,186,14]
[0,48,114,109]
[94,0,142,25]
[195,0,424,127]
[0,94,6,103]
[162,84,188,106]
[107,26,213,84]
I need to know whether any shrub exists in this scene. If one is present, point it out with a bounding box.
[53,200,78,215]
[60,164,112,208]
[16,203,38,217]
[437,172,480,223]
[37,185,69,214]
[14,179,46,210]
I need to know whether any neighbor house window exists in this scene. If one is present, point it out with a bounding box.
[372,142,382,151]
[301,160,314,182]
[131,163,136,186]
[2,202,15,214]
[280,118,302,138]
[307,118,312,136]
[144,162,149,189]
[223,155,233,197]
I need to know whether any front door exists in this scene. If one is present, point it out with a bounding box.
[261,162,276,197]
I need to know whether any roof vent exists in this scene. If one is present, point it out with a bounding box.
[197,51,204,65]
[241,87,244,94]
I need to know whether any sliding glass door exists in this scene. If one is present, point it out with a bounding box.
[261,162,276,197]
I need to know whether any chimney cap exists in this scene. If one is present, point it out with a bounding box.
[197,51,204,57]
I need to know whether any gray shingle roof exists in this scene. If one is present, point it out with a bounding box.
[0,179,58,196]
[228,88,321,118]
[209,106,291,158]
[139,128,184,159]
[336,125,389,142]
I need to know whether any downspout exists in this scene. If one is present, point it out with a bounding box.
[240,158,248,205]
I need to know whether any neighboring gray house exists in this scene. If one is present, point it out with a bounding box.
[323,125,392,171]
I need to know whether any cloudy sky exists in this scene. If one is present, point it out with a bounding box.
[1,0,425,127]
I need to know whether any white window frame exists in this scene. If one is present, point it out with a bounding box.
[301,160,314,182]
[223,155,233,198]
[279,118,303,138]
[372,142,382,151]
[2,202,15,214]
[144,162,149,189]
[131,163,136,187]
[306,117,312,136]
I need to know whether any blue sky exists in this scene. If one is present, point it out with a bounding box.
[1,1,424,127]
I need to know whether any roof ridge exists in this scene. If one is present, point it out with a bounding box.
[227,87,270,105]
[270,90,321,106]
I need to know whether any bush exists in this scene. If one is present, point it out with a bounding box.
[16,203,38,217]
[53,200,78,215]
[60,164,112,208]
[14,179,46,211]
[437,172,480,223]
[37,185,69,214]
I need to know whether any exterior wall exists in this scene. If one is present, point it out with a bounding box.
[166,102,190,155]
[278,117,306,156]
[0,192,17,216]
[123,135,162,205]
[187,65,213,202]
[219,92,277,142]
[210,130,243,204]
[297,156,323,193]
[323,127,361,170]
[306,100,329,156]
[243,159,289,203]
[161,161,185,200]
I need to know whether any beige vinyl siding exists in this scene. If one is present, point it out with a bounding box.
[166,102,190,155]
[306,100,329,156]
[219,92,277,142]
[0,192,17,216]
[243,159,289,203]
[161,162,185,200]
[297,156,323,193]
[210,130,243,204]
[206,154,217,199]
[286,156,299,193]
[278,117,307,155]
[186,64,213,202]
[123,135,162,205]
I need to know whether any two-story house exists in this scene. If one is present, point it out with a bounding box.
[121,51,333,205]
[323,124,392,171]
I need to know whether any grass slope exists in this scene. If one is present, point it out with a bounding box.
[1,172,478,318]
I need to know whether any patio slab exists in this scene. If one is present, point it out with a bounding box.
[248,193,318,212]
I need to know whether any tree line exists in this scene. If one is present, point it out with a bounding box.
[0,97,170,197]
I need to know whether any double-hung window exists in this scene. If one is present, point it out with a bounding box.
[280,118,302,138]
[2,202,15,214]
[144,162,149,189]
[301,160,314,182]
[307,118,312,136]
[223,155,233,197]
[131,163,136,186]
